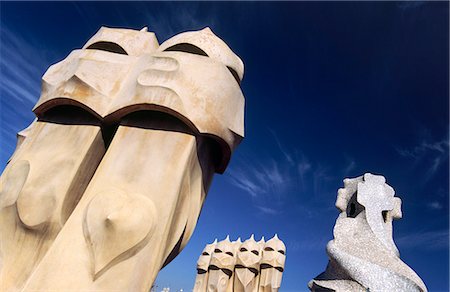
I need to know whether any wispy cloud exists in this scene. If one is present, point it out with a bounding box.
[396,140,448,159]
[397,1,426,11]
[227,152,301,215]
[255,205,280,215]
[287,236,330,252]
[427,201,443,210]
[396,138,449,182]
[227,167,266,198]
[141,3,219,41]
[343,159,356,175]
[297,156,311,191]
[227,157,293,201]
[0,27,44,105]
[312,165,333,197]
[396,229,449,251]
[0,24,51,168]
[269,128,294,165]
[226,129,338,215]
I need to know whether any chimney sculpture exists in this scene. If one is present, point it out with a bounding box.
[234,234,264,292]
[0,26,245,291]
[194,235,285,292]
[207,236,239,292]
[194,239,218,292]
[309,173,427,292]
[259,235,286,292]
[229,238,243,292]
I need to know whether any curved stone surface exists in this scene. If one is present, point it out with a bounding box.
[309,173,427,292]
[207,236,238,292]
[0,121,105,291]
[234,234,263,292]
[259,234,286,292]
[1,26,245,292]
[194,239,218,292]
[83,190,157,278]
[33,26,245,172]
[193,235,285,292]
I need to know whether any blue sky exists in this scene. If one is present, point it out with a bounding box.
[0,2,448,291]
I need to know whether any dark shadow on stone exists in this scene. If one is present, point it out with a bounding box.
[310,260,366,292]
[163,43,241,85]
[227,66,241,85]
[122,111,222,269]
[310,282,335,292]
[38,105,101,126]
[382,210,388,223]
[163,43,208,56]
[86,41,128,55]
[346,192,365,218]
[161,226,186,269]
[121,111,222,177]
[38,105,118,149]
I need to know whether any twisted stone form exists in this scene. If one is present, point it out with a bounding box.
[0,26,245,291]
[309,173,427,292]
[193,235,286,292]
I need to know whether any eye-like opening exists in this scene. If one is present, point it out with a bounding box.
[209,265,219,271]
[260,263,272,269]
[225,251,234,257]
[248,267,259,276]
[202,252,209,256]
[275,266,284,272]
[278,250,285,255]
[346,192,364,218]
[163,43,241,86]
[264,247,274,252]
[86,41,128,55]
[222,268,233,278]
[251,250,259,256]
[239,247,248,252]
[163,43,208,57]
[214,249,222,253]
[349,203,356,216]
[382,210,388,223]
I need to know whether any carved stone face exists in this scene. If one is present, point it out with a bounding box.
[261,235,286,268]
[207,237,237,292]
[209,237,237,273]
[197,240,217,274]
[35,27,159,118]
[236,235,262,269]
[34,26,245,172]
[235,235,262,287]
[260,235,286,289]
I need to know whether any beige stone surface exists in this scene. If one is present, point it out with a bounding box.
[309,173,427,292]
[0,26,245,291]
[234,235,264,292]
[194,239,218,292]
[34,26,244,172]
[0,118,104,291]
[258,235,286,292]
[23,118,211,290]
[206,236,238,292]
[193,235,285,292]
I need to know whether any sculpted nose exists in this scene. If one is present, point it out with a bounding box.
[147,56,179,71]
[17,186,56,229]
[137,56,180,87]
[1,159,56,230]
